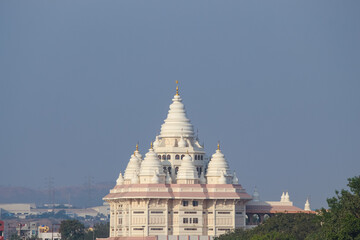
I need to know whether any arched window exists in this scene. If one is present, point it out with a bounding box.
[168,167,171,174]
[252,214,260,224]
[162,155,166,160]
[167,155,171,160]
[175,167,179,174]
[175,155,180,160]
[201,155,203,160]
[195,155,198,160]
[158,155,161,160]
[264,214,270,221]
[163,167,167,173]
[181,155,185,160]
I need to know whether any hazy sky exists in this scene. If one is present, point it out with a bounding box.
[1,1,359,210]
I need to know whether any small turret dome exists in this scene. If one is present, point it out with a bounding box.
[165,171,172,184]
[139,145,164,178]
[178,135,187,148]
[116,172,124,185]
[206,144,231,177]
[123,153,141,180]
[177,154,199,181]
[281,192,285,202]
[199,171,206,184]
[253,187,260,202]
[151,170,160,183]
[232,171,239,184]
[153,136,161,148]
[134,144,143,162]
[304,198,311,211]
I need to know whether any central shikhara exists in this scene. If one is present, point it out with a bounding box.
[103,84,310,239]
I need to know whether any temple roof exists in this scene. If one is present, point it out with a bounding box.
[176,154,198,180]
[160,93,194,138]
[206,145,232,177]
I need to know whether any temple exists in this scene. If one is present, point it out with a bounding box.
[103,83,312,240]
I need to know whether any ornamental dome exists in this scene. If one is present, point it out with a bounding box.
[206,145,231,177]
[139,145,164,177]
[116,172,124,185]
[160,94,194,138]
[232,171,239,184]
[165,171,172,184]
[151,170,160,183]
[304,198,311,211]
[153,136,161,148]
[178,135,187,148]
[177,154,198,180]
[134,144,143,162]
[123,153,141,180]
[253,187,260,202]
[199,171,206,184]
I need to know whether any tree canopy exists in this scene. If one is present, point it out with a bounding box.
[84,222,110,240]
[216,176,360,240]
[215,213,320,240]
[59,219,85,240]
[314,175,360,239]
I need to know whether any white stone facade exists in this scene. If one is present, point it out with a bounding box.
[104,85,252,238]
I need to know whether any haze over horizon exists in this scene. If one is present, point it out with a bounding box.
[1,1,359,210]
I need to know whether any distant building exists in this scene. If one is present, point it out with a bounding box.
[246,188,313,226]
[0,203,35,219]
[15,222,38,239]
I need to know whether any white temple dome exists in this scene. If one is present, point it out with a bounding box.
[253,187,260,202]
[153,136,161,148]
[139,145,164,177]
[123,153,141,180]
[206,145,231,177]
[160,94,194,138]
[178,135,187,148]
[177,154,198,180]
[304,198,311,211]
[134,144,143,162]
[116,172,124,185]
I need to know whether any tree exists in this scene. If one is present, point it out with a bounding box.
[93,222,110,238]
[59,219,85,240]
[215,213,320,240]
[315,175,360,239]
[84,222,109,240]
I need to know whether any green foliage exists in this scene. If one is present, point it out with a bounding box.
[215,213,320,240]
[9,234,22,240]
[316,175,360,239]
[216,175,360,240]
[84,222,110,240]
[59,219,85,240]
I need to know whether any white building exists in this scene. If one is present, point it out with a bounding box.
[103,84,312,240]
[103,84,251,239]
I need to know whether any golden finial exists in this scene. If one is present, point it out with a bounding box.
[175,80,179,95]
[136,143,139,151]
[217,141,220,150]
[150,141,153,149]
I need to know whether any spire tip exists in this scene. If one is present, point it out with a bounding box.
[175,80,179,95]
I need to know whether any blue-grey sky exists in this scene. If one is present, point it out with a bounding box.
[1,1,359,210]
